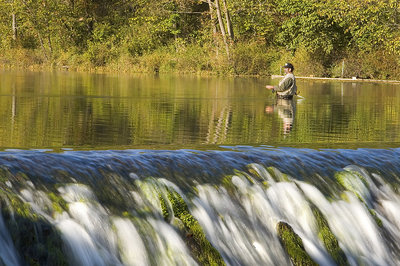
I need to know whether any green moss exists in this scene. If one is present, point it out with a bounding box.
[267,167,290,182]
[95,171,133,213]
[222,169,265,194]
[171,217,185,231]
[340,192,383,228]
[248,173,270,188]
[159,194,171,222]
[9,198,38,221]
[276,221,317,266]
[247,168,260,179]
[48,192,68,214]
[221,175,236,194]
[247,164,270,185]
[334,170,368,202]
[335,171,384,227]
[368,208,383,228]
[247,166,270,188]
[0,192,67,266]
[0,167,10,184]
[15,172,30,181]
[339,192,350,202]
[312,208,348,265]
[122,211,131,218]
[166,190,226,266]
[234,170,256,185]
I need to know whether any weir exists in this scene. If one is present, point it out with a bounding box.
[0,147,400,265]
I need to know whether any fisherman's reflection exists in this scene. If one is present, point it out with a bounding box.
[265,98,296,135]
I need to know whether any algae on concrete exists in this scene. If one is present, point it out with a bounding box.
[312,207,348,265]
[0,191,67,266]
[276,221,317,266]
[161,189,226,266]
[336,171,383,228]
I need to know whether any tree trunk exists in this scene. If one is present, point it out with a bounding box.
[207,0,217,35]
[207,0,219,56]
[47,35,53,57]
[12,13,17,41]
[37,32,49,61]
[215,0,229,58]
[222,0,234,41]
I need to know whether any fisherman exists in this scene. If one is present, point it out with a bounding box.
[266,63,297,99]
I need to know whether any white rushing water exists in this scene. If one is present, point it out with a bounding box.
[0,211,20,266]
[2,164,400,265]
[192,164,400,266]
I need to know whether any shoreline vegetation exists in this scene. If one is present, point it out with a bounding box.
[0,1,399,80]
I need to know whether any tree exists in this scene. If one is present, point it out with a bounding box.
[204,0,234,57]
[275,0,349,60]
[228,0,278,43]
[327,0,400,54]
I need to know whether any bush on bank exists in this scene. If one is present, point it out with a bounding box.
[2,42,399,80]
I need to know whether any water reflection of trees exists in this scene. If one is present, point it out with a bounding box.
[0,73,400,148]
[206,105,232,144]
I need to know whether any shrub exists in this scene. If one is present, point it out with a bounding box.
[342,49,400,80]
[291,48,326,77]
[232,40,271,75]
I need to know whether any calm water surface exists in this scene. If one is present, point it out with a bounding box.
[1,70,400,266]
[0,70,399,150]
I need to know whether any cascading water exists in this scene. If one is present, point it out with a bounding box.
[0,147,400,265]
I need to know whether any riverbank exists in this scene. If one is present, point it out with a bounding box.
[1,46,400,81]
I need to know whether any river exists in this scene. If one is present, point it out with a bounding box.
[0,70,399,265]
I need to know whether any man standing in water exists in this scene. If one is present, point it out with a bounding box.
[265,63,297,134]
[266,63,297,99]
